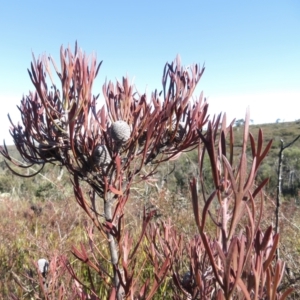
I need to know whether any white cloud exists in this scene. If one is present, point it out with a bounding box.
[207,91,300,125]
[1,90,299,146]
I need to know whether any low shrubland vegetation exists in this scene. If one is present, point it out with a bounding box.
[1,120,300,298]
[0,44,299,299]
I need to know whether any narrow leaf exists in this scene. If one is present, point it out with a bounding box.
[190,178,201,230]
[279,287,294,300]
[263,234,279,271]
[236,278,252,300]
[109,185,123,196]
[259,226,272,251]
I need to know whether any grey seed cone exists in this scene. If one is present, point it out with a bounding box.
[93,145,111,167]
[168,122,186,142]
[111,121,131,143]
[174,123,186,142]
[38,258,49,276]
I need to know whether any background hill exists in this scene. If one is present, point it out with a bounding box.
[3,120,300,201]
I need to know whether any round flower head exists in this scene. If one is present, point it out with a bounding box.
[93,144,111,167]
[110,120,131,144]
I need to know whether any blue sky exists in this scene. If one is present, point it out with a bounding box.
[1,0,299,144]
